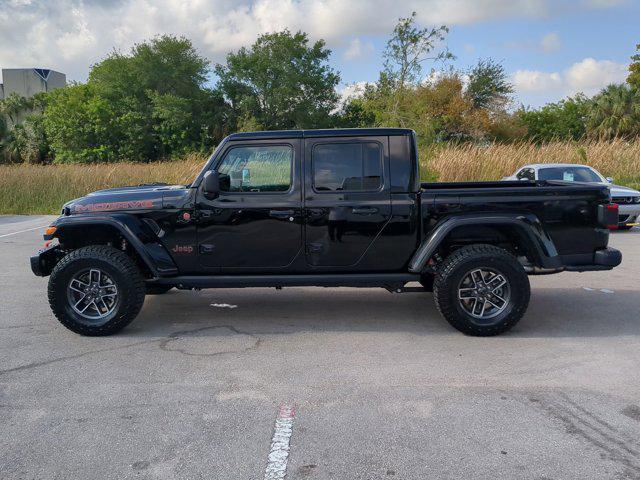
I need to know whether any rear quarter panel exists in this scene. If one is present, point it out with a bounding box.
[421,181,611,256]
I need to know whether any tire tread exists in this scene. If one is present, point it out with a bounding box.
[433,244,530,336]
[48,245,145,336]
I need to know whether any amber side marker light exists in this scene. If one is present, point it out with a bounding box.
[45,226,57,236]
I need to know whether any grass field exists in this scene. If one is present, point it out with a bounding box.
[1,141,639,214]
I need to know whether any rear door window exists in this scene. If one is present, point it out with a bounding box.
[312,142,382,192]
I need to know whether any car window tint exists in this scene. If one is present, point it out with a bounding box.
[538,167,601,183]
[217,145,292,192]
[313,142,382,192]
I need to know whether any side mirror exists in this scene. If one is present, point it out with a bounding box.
[606,177,614,184]
[203,171,220,199]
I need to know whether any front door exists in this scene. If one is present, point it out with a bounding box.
[303,136,391,267]
[196,140,302,269]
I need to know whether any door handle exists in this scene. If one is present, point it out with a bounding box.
[269,209,295,218]
[352,207,378,215]
[306,208,325,218]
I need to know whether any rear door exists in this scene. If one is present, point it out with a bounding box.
[303,136,391,267]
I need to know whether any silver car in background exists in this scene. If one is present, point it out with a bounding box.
[503,164,640,229]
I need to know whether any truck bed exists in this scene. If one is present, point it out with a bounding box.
[421,180,606,192]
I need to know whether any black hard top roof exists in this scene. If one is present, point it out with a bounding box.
[226,128,414,141]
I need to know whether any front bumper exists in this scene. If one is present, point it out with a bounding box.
[30,245,62,277]
[618,204,640,225]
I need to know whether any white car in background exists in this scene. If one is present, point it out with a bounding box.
[503,164,640,230]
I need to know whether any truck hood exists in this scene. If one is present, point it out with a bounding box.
[63,183,188,214]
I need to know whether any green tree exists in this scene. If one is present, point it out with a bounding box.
[335,96,377,128]
[0,93,31,126]
[587,84,640,140]
[44,35,226,163]
[380,13,453,127]
[43,83,115,163]
[90,36,209,102]
[466,59,513,111]
[628,43,640,89]
[215,30,340,130]
[0,112,6,144]
[519,94,590,142]
[383,12,452,89]
[8,114,49,163]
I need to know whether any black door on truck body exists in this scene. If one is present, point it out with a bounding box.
[303,136,391,267]
[196,139,303,269]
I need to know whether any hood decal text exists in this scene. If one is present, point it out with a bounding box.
[73,200,156,213]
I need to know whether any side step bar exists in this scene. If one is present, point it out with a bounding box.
[153,273,421,290]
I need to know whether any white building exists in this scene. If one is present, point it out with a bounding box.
[0,68,66,100]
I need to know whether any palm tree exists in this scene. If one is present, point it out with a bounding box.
[587,84,640,140]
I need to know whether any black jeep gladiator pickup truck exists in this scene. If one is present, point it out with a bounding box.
[31,128,622,336]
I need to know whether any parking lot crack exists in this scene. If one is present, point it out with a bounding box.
[158,325,260,357]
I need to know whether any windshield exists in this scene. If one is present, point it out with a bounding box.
[537,166,603,183]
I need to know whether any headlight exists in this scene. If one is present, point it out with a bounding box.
[634,197,640,204]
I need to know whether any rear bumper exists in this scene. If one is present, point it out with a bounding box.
[564,247,622,272]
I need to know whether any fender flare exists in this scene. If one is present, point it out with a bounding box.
[408,214,561,273]
[49,214,178,277]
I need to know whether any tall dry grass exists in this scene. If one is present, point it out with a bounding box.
[426,140,640,187]
[0,153,206,215]
[1,141,639,215]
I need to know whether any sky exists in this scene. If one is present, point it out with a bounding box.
[0,0,638,108]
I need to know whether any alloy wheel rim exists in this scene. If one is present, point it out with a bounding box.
[457,268,510,320]
[67,268,119,321]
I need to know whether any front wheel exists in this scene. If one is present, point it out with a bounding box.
[48,246,146,336]
[433,244,530,336]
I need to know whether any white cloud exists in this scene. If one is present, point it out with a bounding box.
[331,80,370,113]
[343,38,374,60]
[513,70,563,91]
[513,58,628,97]
[337,81,370,103]
[540,32,561,52]
[0,0,629,83]
[565,58,628,92]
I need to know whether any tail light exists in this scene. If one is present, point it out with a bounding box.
[598,203,619,229]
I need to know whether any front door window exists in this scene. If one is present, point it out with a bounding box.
[217,145,293,193]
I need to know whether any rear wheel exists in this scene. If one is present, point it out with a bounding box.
[433,244,530,336]
[48,246,145,336]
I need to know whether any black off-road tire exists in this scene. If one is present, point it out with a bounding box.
[145,284,173,295]
[433,244,530,336]
[48,246,146,336]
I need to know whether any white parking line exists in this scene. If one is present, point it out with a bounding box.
[264,404,296,480]
[0,225,49,238]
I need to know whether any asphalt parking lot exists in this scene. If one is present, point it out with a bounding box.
[2,215,640,480]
